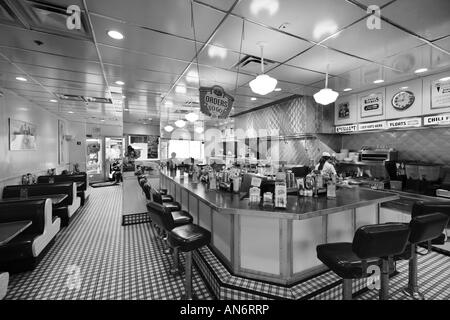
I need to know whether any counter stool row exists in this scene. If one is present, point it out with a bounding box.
[317,201,449,300]
[138,176,210,299]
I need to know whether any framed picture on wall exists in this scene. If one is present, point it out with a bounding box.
[431,78,450,109]
[360,92,384,118]
[58,119,65,164]
[9,118,37,150]
[337,102,350,119]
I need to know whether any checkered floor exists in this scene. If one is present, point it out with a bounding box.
[4,185,450,300]
[5,185,213,300]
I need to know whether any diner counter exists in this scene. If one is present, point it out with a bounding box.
[160,170,400,286]
[161,171,399,220]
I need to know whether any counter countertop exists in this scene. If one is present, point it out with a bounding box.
[161,171,399,220]
[380,189,450,214]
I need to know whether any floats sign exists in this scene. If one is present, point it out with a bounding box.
[199,86,234,119]
[387,117,422,129]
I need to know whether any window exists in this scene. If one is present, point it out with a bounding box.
[128,135,159,160]
[168,140,204,160]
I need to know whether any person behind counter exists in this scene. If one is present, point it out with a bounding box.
[315,152,337,177]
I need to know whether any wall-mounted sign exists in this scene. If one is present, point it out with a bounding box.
[336,124,357,133]
[387,117,422,129]
[199,85,234,119]
[360,92,383,118]
[391,91,415,111]
[431,78,450,109]
[358,121,386,131]
[424,114,450,126]
[337,101,350,119]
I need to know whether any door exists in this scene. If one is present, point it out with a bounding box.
[104,137,124,181]
[86,138,103,183]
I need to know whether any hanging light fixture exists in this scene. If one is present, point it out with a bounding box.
[164,125,174,132]
[313,64,339,105]
[175,119,186,128]
[249,42,277,95]
[185,112,199,122]
[195,127,204,134]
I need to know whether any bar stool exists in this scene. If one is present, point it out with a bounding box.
[411,201,450,244]
[317,223,410,300]
[146,202,193,266]
[168,223,211,299]
[396,212,449,300]
[151,189,178,211]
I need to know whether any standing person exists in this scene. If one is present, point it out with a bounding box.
[315,152,337,177]
[168,152,178,170]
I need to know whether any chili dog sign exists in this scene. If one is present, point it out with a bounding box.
[424,114,450,126]
[199,86,234,119]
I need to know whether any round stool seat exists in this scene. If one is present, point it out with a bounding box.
[162,202,181,211]
[172,210,193,226]
[161,195,174,202]
[317,243,379,279]
[168,224,211,252]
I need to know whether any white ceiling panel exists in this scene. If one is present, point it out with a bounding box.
[201,0,237,11]
[323,20,423,63]
[103,64,178,85]
[0,25,99,61]
[17,64,105,85]
[92,15,196,62]
[233,0,366,42]
[288,46,365,75]
[99,46,190,75]
[86,0,225,42]
[382,0,450,41]
[207,14,311,63]
[268,64,325,85]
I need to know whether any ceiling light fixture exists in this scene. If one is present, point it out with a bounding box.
[195,127,204,134]
[68,111,74,114]
[274,88,281,92]
[16,76,27,82]
[185,112,199,122]
[186,70,199,83]
[165,101,173,108]
[343,88,352,92]
[373,79,384,84]
[400,86,409,90]
[107,30,124,40]
[50,99,58,102]
[175,119,186,128]
[249,42,278,95]
[251,97,257,101]
[313,64,339,105]
[439,76,450,82]
[115,80,125,85]
[164,125,174,132]
[414,68,428,74]
[100,119,105,122]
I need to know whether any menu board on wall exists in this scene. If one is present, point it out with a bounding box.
[360,92,384,118]
[431,78,450,109]
[424,114,450,126]
[358,121,386,131]
[336,124,357,133]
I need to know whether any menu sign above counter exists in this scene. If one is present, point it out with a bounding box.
[358,121,386,131]
[387,117,422,128]
[336,124,357,133]
[424,114,450,126]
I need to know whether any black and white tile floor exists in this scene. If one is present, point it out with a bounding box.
[5,185,450,300]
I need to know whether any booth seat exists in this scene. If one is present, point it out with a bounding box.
[0,199,60,272]
[37,173,90,205]
[2,182,81,226]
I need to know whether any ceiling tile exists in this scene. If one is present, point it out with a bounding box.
[382,0,450,41]
[86,0,225,42]
[322,19,423,63]
[268,64,324,85]
[233,0,366,42]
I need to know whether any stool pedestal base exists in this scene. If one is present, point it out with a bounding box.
[402,286,425,300]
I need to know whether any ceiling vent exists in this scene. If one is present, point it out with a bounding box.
[12,0,92,40]
[174,109,190,114]
[233,54,276,73]
[85,96,112,104]
[57,94,112,104]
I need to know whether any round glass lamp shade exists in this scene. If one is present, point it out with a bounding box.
[313,88,339,105]
[175,119,186,128]
[164,125,174,132]
[185,112,199,122]
[249,74,278,95]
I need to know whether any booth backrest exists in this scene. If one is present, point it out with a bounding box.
[2,182,75,206]
[0,199,50,235]
[37,173,87,191]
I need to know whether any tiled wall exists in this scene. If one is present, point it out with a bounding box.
[341,127,450,165]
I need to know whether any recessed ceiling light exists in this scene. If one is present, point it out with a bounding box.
[165,101,173,108]
[100,119,105,122]
[68,111,74,114]
[414,68,428,74]
[195,127,204,134]
[122,95,126,99]
[175,85,187,94]
[107,30,124,40]
[251,97,257,101]
[400,86,409,90]
[16,76,27,82]
[185,112,199,122]
[439,76,450,82]
[175,119,186,128]
[164,125,174,132]
[343,88,352,92]
[50,99,58,103]
[124,108,129,111]
[115,80,125,85]
[274,88,281,92]
[373,79,384,84]
[148,118,152,120]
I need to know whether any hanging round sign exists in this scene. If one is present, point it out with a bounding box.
[391,90,415,111]
[199,85,234,119]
